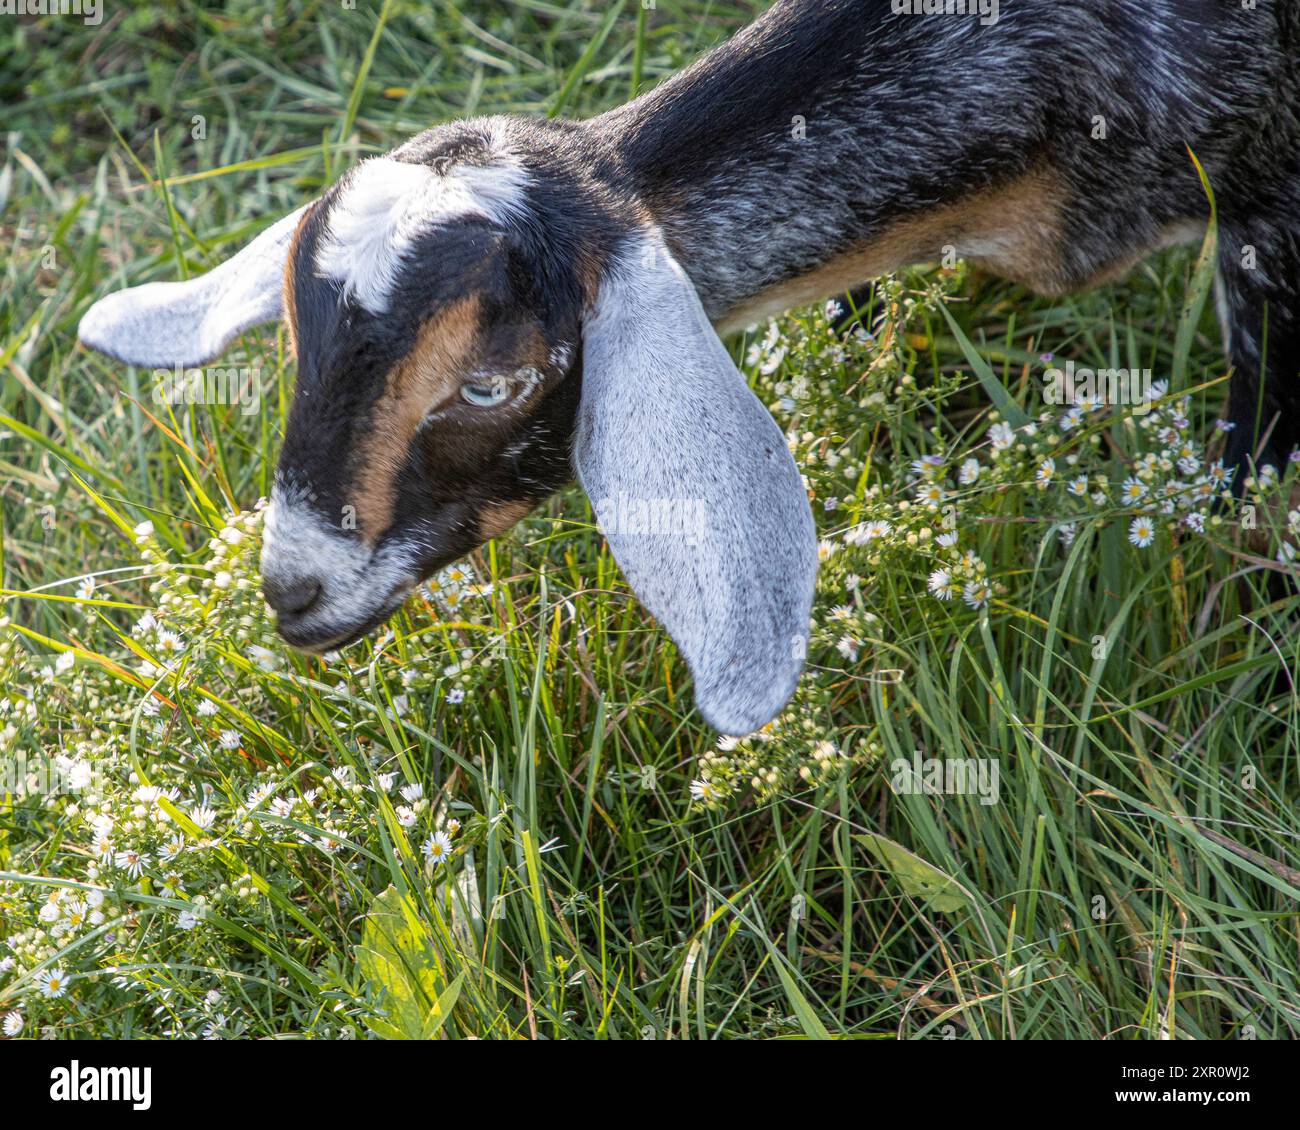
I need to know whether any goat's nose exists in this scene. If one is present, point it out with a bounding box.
[263,573,323,617]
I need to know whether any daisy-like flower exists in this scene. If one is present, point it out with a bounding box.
[690,779,721,804]
[928,569,956,601]
[1206,460,1232,487]
[1129,516,1156,548]
[55,651,75,673]
[76,576,96,600]
[836,636,860,662]
[115,849,147,879]
[37,968,69,999]
[1035,458,1056,489]
[962,580,992,609]
[1119,477,1148,505]
[1214,419,1237,433]
[911,455,946,480]
[1059,523,1078,548]
[2,1010,22,1037]
[246,782,274,808]
[197,700,219,717]
[189,806,216,831]
[62,900,89,930]
[158,836,186,863]
[247,645,279,671]
[915,481,946,508]
[935,531,958,549]
[1182,511,1206,533]
[817,539,838,562]
[93,832,115,865]
[446,688,466,705]
[177,910,199,930]
[395,805,418,828]
[1067,475,1090,497]
[400,782,424,804]
[155,629,184,654]
[989,422,1015,451]
[1059,406,1083,431]
[422,831,454,866]
[375,772,396,792]
[217,730,241,751]
[958,458,981,486]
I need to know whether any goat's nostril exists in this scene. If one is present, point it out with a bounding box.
[263,575,323,617]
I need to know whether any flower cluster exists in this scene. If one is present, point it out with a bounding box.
[690,275,1298,807]
[0,504,477,1037]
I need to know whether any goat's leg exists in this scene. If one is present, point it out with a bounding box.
[1217,196,1300,481]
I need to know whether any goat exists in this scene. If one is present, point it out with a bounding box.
[78,0,1300,736]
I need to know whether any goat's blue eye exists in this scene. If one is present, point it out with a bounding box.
[460,379,512,408]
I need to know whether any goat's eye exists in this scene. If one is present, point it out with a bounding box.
[460,379,512,408]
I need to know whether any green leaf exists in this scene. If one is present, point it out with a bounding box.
[938,303,1031,428]
[1171,147,1218,390]
[856,834,971,914]
[357,885,452,1040]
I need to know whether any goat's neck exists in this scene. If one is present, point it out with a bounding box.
[595,2,1022,328]
[595,2,1055,330]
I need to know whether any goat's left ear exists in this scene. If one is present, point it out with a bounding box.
[575,235,817,736]
[78,203,314,368]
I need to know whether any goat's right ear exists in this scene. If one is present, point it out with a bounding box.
[78,203,315,368]
[574,235,818,736]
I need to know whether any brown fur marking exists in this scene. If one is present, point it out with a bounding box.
[282,207,314,359]
[717,170,1070,333]
[478,499,535,541]
[353,295,483,541]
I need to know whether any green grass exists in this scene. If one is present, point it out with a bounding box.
[1,1,1298,1040]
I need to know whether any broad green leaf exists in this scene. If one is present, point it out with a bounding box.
[856,834,971,914]
[357,885,449,1040]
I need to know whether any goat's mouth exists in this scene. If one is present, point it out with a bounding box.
[272,580,417,655]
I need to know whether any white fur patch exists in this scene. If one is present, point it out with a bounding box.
[262,481,422,650]
[314,155,530,314]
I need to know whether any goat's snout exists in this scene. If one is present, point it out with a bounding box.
[259,487,426,653]
[262,572,323,619]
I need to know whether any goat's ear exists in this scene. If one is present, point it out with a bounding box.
[574,236,817,736]
[78,203,314,368]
